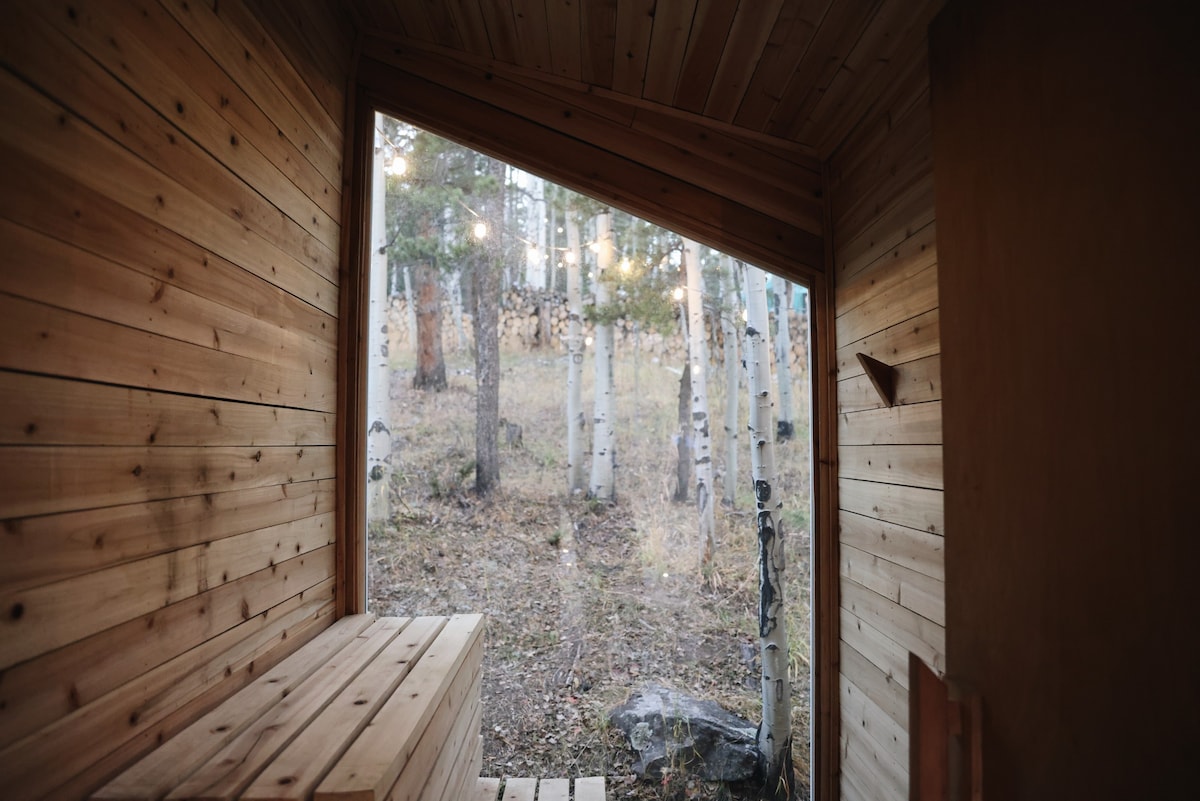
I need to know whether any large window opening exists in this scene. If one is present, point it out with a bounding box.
[363,113,815,799]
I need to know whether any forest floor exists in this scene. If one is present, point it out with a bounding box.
[369,347,812,800]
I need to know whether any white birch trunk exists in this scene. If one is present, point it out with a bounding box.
[565,217,586,494]
[367,122,391,523]
[745,265,795,797]
[720,256,740,508]
[589,211,615,501]
[684,239,715,566]
[526,176,546,288]
[774,279,795,440]
[402,263,418,357]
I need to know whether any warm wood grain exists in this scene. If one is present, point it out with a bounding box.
[421,693,482,801]
[469,778,501,801]
[838,444,943,490]
[703,0,785,122]
[396,666,483,801]
[837,310,940,381]
[240,616,449,800]
[534,779,570,801]
[842,543,945,625]
[734,0,827,130]
[838,401,942,446]
[92,614,376,801]
[499,778,536,801]
[839,510,944,581]
[544,0,583,80]
[573,777,607,801]
[835,265,938,345]
[641,0,697,105]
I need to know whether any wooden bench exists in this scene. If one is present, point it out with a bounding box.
[91,613,485,801]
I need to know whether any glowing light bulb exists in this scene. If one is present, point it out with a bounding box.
[619,258,632,274]
[527,247,540,261]
[564,251,577,264]
[741,308,748,322]
[672,286,684,301]
[585,335,594,347]
[473,222,487,240]
[588,242,601,254]
[386,155,407,176]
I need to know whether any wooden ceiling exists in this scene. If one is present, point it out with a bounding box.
[341,1,942,275]
[344,0,941,158]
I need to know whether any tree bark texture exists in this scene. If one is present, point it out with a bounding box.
[412,261,447,391]
[774,279,795,441]
[402,262,418,358]
[720,257,740,509]
[684,238,715,567]
[745,265,795,799]
[588,211,615,501]
[367,122,391,523]
[473,160,504,494]
[565,217,586,494]
[673,361,691,503]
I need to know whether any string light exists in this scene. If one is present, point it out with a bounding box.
[564,251,578,264]
[527,246,540,261]
[672,286,684,301]
[619,258,632,274]
[585,335,594,347]
[588,242,601,254]
[386,155,407,176]
[473,222,488,240]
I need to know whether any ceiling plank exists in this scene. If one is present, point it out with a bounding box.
[671,0,740,114]
[357,55,824,277]
[360,39,822,238]
[641,0,698,105]
[476,1,519,64]
[767,0,880,139]
[612,0,655,97]
[442,0,493,58]
[579,0,618,87]
[418,0,465,50]
[703,0,785,122]
[511,0,553,71]
[545,0,583,81]
[734,0,830,131]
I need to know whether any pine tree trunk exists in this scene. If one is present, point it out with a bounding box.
[588,211,615,501]
[684,238,715,567]
[774,280,795,441]
[720,256,740,509]
[565,217,586,494]
[473,160,504,495]
[402,263,418,357]
[367,123,391,522]
[745,265,795,800]
[412,260,447,391]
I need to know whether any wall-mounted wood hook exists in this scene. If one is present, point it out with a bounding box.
[856,352,898,407]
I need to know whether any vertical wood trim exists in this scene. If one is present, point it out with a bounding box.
[336,44,370,617]
[813,161,842,801]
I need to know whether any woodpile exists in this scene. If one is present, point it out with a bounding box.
[388,287,809,374]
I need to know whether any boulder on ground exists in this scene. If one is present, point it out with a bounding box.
[608,684,759,781]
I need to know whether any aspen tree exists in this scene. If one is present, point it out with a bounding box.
[720,256,740,508]
[367,121,391,522]
[565,215,586,494]
[683,238,715,566]
[774,279,795,441]
[745,264,796,799]
[588,211,616,501]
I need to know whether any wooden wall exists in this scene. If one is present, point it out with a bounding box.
[932,1,1200,797]
[827,42,942,801]
[0,2,353,797]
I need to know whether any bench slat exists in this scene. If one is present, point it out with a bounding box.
[312,613,485,801]
[537,779,570,801]
[416,676,482,801]
[499,778,537,801]
[167,617,409,801]
[469,778,501,801]
[573,777,607,801]
[240,615,448,800]
[92,614,376,801]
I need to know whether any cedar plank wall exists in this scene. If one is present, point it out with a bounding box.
[827,43,942,801]
[0,2,352,798]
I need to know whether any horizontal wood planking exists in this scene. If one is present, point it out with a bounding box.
[0,479,333,594]
[0,294,335,413]
[837,444,944,490]
[841,640,908,730]
[841,606,910,694]
[842,544,945,625]
[0,144,337,348]
[835,264,938,345]
[0,443,334,520]
[0,523,334,670]
[0,69,338,316]
[5,5,339,280]
[841,669,908,764]
[834,221,937,314]
[837,354,941,414]
[842,578,944,673]
[836,309,940,381]
[92,614,379,801]
[0,575,335,801]
[841,711,907,801]
[838,402,943,446]
[0,219,337,372]
[839,477,942,535]
[839,509,944,581]
[0,558,335,752]
[835,174,937,283]
[0,373,333,449]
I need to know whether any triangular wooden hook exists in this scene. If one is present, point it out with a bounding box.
[856,352,898,407]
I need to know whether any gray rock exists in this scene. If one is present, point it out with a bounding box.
[609,684,759,781]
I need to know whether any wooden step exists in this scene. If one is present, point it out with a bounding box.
[470,777,607,801]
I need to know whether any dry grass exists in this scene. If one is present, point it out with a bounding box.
[371,344,812,800]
